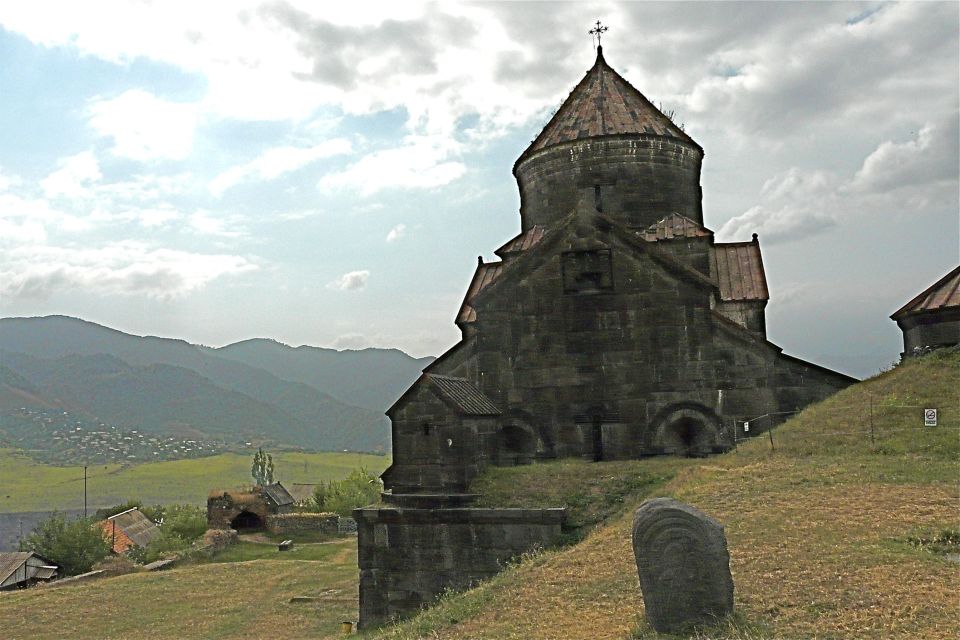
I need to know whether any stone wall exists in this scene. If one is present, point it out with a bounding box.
[207,492,271,529]
[355,506,566,629]
[514,137,704,232]
[265,513,339,536]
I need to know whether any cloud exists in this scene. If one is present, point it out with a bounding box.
[385,223,406,243]
[331,332,370,350]
[187,210,246,238]
[319,137,465,195]
[40,151,102,199]
[88,89,199,161]
[0,241,258,300]
[719,120,959,244]
[209,138,353,196]
[327,269,370,291]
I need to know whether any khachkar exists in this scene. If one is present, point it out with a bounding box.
[358,43,854,629]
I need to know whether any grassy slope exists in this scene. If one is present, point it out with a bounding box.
[372,349,959,640]
[0,538,361,640]
[0,450,390,512]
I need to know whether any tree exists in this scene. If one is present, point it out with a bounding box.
[251,448,275,486]
[20,513,111,576]
[312,467,382,517]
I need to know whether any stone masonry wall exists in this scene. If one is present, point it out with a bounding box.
[355,506,566,629]
[265,513,339,536]
[514,137,703,232]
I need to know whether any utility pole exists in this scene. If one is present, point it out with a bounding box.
[83,465,88,518]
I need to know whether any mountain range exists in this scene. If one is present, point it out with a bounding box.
[0,316,434,452]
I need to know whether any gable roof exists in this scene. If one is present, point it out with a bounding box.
[711,241,769,302]
[0,552,57,585]
[103,508,160,552]
[641,213,712,242]
[495,225,547,258]
[263,482,295,507]
[891,265,960,320]
[517,46,699,167]
[424,374,501,416]
[457,260,504,325]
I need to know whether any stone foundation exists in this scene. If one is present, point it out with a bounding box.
[355,504,566,628]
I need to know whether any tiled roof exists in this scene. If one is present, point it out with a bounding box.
[425,374,501,416]
[104,508,160,551]
[518,46,698,164]
[711,242,769,302]
[891,265,960,319]
[0,552,32,583]
[641,214,712,242]
[456,260,504,325]
[263,482,295,507]
[495,225,547,258]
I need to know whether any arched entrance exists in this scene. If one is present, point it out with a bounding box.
[653,405,722,457]
[230,510,264,531]
[495,424,535,465]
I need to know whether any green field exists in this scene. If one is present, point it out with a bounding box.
[0,450,390,512]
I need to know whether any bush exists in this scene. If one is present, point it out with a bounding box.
[312,467,382,516]
[161,504,207,541]
[20,513,111,576]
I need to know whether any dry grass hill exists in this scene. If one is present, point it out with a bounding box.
[0,348,956,640]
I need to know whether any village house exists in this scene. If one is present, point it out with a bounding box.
[207,482,295,530]
[0,551,58,590]
[99,507,161,554]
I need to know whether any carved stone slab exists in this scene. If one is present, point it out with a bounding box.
[632,497,733,633]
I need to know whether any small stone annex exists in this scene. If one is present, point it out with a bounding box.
[891,265,960,356]
[380,45,856,495]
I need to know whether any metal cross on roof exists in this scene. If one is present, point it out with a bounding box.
[589,20,608,48]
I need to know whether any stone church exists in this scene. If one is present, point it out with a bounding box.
[381,46,855,495]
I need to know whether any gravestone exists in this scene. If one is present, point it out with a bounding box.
[631,498,733,633]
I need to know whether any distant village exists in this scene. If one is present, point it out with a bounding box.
[0,408,229,465]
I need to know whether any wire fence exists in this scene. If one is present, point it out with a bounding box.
[727,399,958,452]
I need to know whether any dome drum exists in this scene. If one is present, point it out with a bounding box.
[515,135,704,232]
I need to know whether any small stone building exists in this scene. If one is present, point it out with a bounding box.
[0,552,58,590]
[381,45,855,495]
[891,265,960,356]
[207,482,295,530]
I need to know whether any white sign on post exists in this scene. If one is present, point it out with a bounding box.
[743,421,750,433]
[924,409,938,427]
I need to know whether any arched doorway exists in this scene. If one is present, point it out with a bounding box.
[653,405,722,457]
[495,425,535,465]
[230,510,264,531]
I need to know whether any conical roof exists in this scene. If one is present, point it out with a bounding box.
[517,46,699,166]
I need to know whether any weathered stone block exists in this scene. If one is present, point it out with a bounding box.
[632,498,733,633]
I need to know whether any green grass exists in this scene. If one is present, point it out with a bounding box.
[201,540,344,563]
[0,450,390,512]
[0,538,361,639]
[369,349,960,640]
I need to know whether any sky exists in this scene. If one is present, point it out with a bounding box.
[0,1,956,378]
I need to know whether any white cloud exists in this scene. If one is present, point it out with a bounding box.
[209,138,353,196]
[41,151,102,199]
[719,121,959,244]
[88,90,199,161]
[327,269,370,291]
[188,210,246,238]
[385,223,406,243]
[319,138,465,195]
[331,332,370,349]
[0,241,258,299]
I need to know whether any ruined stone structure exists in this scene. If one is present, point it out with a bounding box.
[207,482,294,530]
[358,46,855,629]
[381,46,854,494]
[891,265,960,356]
